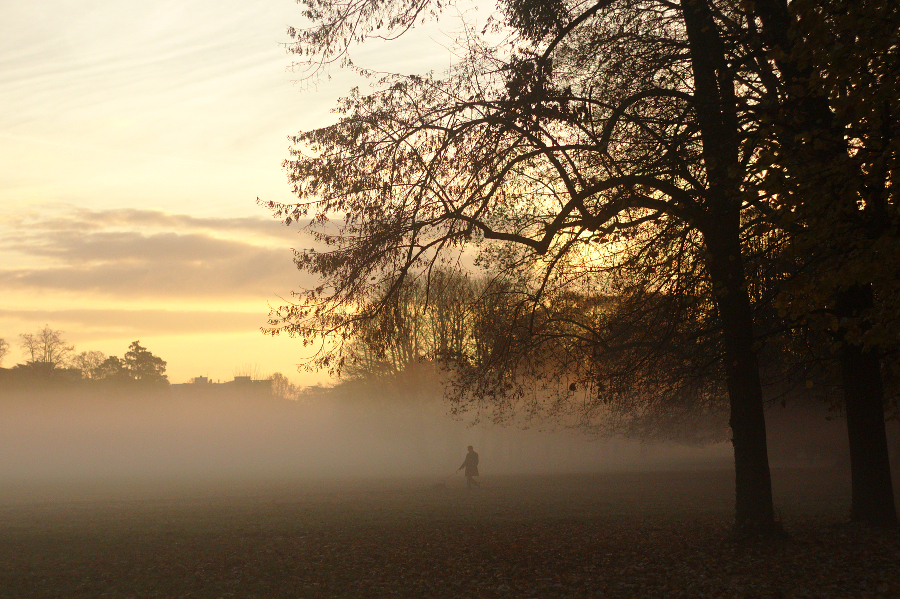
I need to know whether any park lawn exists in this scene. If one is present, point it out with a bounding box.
[0,469,897,598]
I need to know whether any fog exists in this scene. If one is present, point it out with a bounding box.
[0,386,749,488]
[4,386,896,599]
[6,382,891,500]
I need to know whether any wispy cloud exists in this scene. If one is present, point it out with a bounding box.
[0,205,312,300]
[0,308,266,337]
[1,206,299,239]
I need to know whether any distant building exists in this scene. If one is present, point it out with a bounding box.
[171,375,274,397]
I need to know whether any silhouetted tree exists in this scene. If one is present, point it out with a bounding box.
[0,338,9,367]
[269,372,301,400]
[264,0,786,532]
[94,355,129,383]
[19,325,74,369]
[92,342,168,387]
[123,341,168,386]
[451,251,731,442]
[342,268,477,379]
[747,0,899,526]
[71,350,107,380]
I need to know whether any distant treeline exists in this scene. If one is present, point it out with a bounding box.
[0,325,167,389]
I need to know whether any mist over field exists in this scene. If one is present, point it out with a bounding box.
[0,388,725,485]
[1,384,872,489]
[3,385,899,598]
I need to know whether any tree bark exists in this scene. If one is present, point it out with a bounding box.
[681,0,777,533]
[703,218,778,533]
[753,0,897,527]
[836,285,898,526]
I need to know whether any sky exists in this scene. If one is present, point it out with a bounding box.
[0,0,460,385]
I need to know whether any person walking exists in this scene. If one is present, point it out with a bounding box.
[458,445,480,488]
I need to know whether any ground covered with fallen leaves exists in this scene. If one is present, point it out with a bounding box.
[0,469,897,598]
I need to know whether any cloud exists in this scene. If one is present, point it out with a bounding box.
[15,230,275,264]
[0,308,267,337]
[1,206,301,241]
[0,205,316,300]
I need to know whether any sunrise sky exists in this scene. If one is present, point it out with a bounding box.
[0,0,458,384]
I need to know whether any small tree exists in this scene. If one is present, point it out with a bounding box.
[71,350,108,380]
[0,338,9,367]
[94,356,129,382]
[269,372,300,400]
[19,325,74,368]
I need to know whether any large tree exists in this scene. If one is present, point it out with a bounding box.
[265,0,786,532]
[748,0,899,526]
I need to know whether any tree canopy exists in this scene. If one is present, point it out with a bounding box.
[122,341,169,386]
[264,0,898,529]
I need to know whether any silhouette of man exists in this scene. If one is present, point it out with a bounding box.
[458,445,480,488]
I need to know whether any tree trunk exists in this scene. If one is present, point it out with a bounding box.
[681,0,777,534]
[836,285,898,526]
[754,0,897,528]
[704,221,778,534]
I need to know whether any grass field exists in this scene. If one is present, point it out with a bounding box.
[1,468,897,598]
